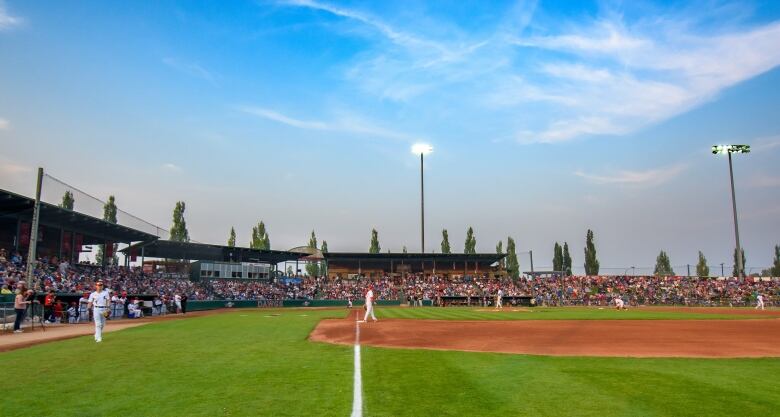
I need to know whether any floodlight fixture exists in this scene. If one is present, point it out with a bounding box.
[411,143,433,155]
[712,144,750,155]
[711,144,750,278]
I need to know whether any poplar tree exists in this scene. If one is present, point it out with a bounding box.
[464,227,476,254]
[654,250,674,276]
[228,227,236,247]
[506,237,519,279]
[369,229,380,254]
[60,191,74,210]
[403,246,408,254]
[772,245,780,277]
[96,195,118,266]
[733,248,746,277]
[441,229,451,254]
[496,240,504,269]
[305,230,320,277]
[553,242,563,272]
[320,240,329,276]
[696,251,709,277]
[562,242,572,276]
[583,229,599,275]
[251,221,270,250]
[169,201,189,242]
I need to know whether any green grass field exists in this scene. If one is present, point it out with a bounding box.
[2,308,778,416]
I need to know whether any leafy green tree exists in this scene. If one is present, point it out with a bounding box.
[772,245,780,277]
[553,242,563,272]
[464,226,476,254]
[583,229,599,275]
[403,246,408,254]
[228,227,236,247]
[60,191,74,210]
[696,251,709,277]
[733,248,746,277]
[96,195,118,266]
[169,201,189,242]
[320,240,329,276]
[369,229,380,254]
[286,265,294,276]
[441,229,451,254]
[496,240,504,269]
[251,221,270,250]
[562,242,572,275]
[305,230,320,277]
[506,237,519,279]
[654,250,674,276]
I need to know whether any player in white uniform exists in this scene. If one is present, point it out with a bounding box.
[614,295,626,310]
[495,289,504,309]
[87,280,111,342]
[361,285,377,323]
[756,294,765,310]
[174,294,182,314]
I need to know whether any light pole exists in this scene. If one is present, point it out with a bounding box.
[712,144,750,279]
[412,144,433,253]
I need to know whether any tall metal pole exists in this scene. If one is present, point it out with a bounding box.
[26,167,44,289]
[420,152,425,254]
[727,152,744,278]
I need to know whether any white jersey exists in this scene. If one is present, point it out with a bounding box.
[88,289,111,308]
[365,289,374,305]
[757,295,764,302]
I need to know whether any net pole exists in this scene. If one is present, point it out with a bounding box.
[26,167,44,290]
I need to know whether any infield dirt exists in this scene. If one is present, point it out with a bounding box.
[310,309,780,358]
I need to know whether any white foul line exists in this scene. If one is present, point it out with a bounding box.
[351,313,363,417]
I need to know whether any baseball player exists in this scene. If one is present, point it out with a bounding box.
[360,284,377,323]
[756,293,765,310]
[495,288,504,309]
[614,295,626,310]
[87,280,111,343]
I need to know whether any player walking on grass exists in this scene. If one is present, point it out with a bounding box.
[87,280,111,343]
[361,284,377,323]
[495,288,504,309]
[756,294,765,310]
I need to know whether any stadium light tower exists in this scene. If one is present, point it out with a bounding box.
[412,143,433,253]
[712,144,750,278]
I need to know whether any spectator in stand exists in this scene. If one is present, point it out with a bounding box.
[13,288,30,333]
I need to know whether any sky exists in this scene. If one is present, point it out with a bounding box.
[0,0,779,274]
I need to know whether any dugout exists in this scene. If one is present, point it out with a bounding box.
[0,188,156,263]
[323,252,506,279]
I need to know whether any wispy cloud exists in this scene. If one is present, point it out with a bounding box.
[239,106,420,142]
[0,118,8,130]
[162,57,217,83]
[748,174,780,188]
[0,1,22,31]
[279,1,780,143]
[751,135,780,152]
[575,164,687,187]
[162,163,182,172]
[0,161,31,175]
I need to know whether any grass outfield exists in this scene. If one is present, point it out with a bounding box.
[374,306,766,320]
[2,308,778,416]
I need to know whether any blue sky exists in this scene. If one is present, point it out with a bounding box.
[0,0,778,273]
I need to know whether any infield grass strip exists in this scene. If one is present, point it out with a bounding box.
[362,347,780,417]
[376,307,763,320]
[0,309,352,417]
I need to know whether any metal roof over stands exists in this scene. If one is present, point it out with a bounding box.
[0,188,156,243]
[121,240,306,264]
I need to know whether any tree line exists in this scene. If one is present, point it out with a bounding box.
[61,191,780,276]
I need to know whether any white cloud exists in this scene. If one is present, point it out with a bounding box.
[162,57,217,83]
[575,164,687,187]
[0,162,31,175]
[0,1,21,30]
[0,118,8,130]
[751,135,780,152]
[239,106,420,142]
[162,163,182,172]
[748,175,780,188]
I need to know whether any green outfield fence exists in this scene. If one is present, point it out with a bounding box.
[185,299,407,311]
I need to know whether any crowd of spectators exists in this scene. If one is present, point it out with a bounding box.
[2,248,777,311]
